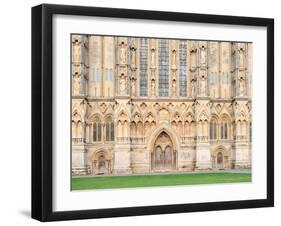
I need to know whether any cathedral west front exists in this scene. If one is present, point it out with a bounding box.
[71,34,252,176]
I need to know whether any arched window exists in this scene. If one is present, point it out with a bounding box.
[179,41,187,96]
[158,39,169,96]
[217,152,223,167]
[105,117,114,141]
[221,118,228,140]
[139,38,148,96]
[210,118,217,140]
[93,117,101,142]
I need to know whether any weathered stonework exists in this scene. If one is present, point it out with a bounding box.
[71,35,252,175]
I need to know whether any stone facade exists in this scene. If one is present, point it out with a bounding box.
[71,35,252,176]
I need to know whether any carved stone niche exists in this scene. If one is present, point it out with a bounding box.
[72,35,82,64]
[119,39,127,65]
[119,73,127,95]
[130,77,136,96]
[72,35,81,44]
[72,72,81,95]
[151,78,155,96]
[190,49,197,71]
[171,49,177,70]
[199,43,207,66]
[238,46,245,69]
[172,78,177,97]
[151,48,156,69]
[130,39,137,70]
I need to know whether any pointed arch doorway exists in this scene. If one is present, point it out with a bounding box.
[151,131,176,172]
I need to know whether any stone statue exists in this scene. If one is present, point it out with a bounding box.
[200,46,206,65]
[119,76,126,94]
[191,81,195,97]
[131,48,136,67]
[200,77,206,95]
[131,79,136,96]
[73,42,81,63]
[191,50,196,69]
[172,50,177,69]
[239,78,245,96]
[120,44,126,64]
[73,75,80,94]
[239,48,244,68]
[172,80,177,96]
[151,49,156,68]
[151,79,155,96]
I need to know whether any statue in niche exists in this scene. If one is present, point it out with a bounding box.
[239,78,245,96]
[172,49,177,69]
[73,40,81,63]
[190,50,196,69]
[200,46,206,65]
[131,78,136,96]
[73,74,80,94]
[238,48,244,68]
[190,80,195,97]
[200,77,206,95]
[120,43,126,64]
[130,48,136,67]
[151,79,155,96]
[151,49,156,68]
[119,74,126,94]
[172,79,177,96]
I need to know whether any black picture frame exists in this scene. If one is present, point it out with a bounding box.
[31,3,274,222]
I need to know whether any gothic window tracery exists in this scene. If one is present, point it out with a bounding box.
[105,116,114,141]
[220,116,230,140]
[158,39,169,96]
[93,116,101,142]
[139,38,148,96]
[210,117,218,140]
[179,41,187,96]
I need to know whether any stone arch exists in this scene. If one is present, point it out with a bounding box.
[198,111,209,137]
[72,111,83,139]
[158,108,170,123]
[150,131,177,171]
[147,126,180,155]
[105,114,114,142]
[210,114,219,140]
[211,145,231,169]
[220,113,232,140]
[91,149,112,175]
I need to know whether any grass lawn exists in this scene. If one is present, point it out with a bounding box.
[72,172,251,190]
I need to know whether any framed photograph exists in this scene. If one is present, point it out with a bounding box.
[32,4,274,221]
